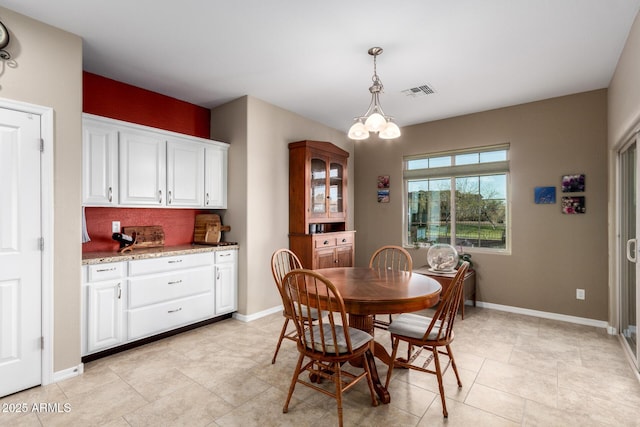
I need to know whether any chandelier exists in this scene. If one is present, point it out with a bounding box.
[347,47,401,140]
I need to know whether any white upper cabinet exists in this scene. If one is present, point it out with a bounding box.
[82,114,228,208]
[119,129,167,206]
[167,139,205,207]
[205,145,228,208]
[82,119,119,206]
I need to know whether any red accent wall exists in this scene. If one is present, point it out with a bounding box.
[83,72,211,138]
[83,207,210,252]
[82,72,214,253]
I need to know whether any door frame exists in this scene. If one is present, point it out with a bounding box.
[0,97,54,387]
[614,126,640,375]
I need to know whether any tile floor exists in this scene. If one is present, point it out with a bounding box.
[2,306,640,426]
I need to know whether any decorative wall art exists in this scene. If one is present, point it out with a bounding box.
[377,175,390,203]
[562,196,585,214]
[534,186,556,204]
[562,174,585,193]
[377,189,390,203]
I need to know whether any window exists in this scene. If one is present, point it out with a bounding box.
[404,145,509,251]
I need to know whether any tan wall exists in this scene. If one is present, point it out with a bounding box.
[0,8,83,371]
[354,90,609,320]
[607,11,640,327]
[211,96,351,315]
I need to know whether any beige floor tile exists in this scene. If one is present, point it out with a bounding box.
[464,383,525,422]
[475,359,558,407]
[417,397,520,426]
[123,382,234,427]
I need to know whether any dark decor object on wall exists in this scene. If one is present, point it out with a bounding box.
[561,174,585,192]
[562,196,586,214]
[534,186,556,204]
[0,19,11,60]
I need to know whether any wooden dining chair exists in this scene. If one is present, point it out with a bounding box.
[369,245,413,329]
[384,261,470,418]
[270,248,319,364]
[281,269,378,427]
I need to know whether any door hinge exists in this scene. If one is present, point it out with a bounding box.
[41,336,44,349]
[40,138,44,152]
[39,237,44,251]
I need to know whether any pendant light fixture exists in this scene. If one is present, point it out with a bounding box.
[348,47,401,140]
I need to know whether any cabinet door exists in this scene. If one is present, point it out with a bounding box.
[167,139,204,207]
[87,280,123,353]
[119,130,166,206]
[82,121,118,206]
[215,262,237,314]
[205,145,228,208]
[310,156,328,218]
[335,245,353,267]
[328,159,346,219]
[314,248,337,269]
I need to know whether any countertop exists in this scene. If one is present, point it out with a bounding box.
[82,244,239,265]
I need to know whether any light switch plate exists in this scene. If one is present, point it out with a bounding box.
[112,221,121,233]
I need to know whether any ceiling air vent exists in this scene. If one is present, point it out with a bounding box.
[402,84,435,98]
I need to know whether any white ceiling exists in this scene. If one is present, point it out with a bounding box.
[1,1,639,133]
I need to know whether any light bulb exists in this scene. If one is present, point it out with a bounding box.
[364,113,386,132]
[379,120,401,139]
[348,121,370,140]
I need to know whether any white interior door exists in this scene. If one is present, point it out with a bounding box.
[0,108,42,397]
[620,136,639,371]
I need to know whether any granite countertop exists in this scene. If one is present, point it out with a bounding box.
[82,244,239,265]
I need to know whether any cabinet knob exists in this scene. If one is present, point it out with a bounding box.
[342,238,347,243]
[323,240,329,245]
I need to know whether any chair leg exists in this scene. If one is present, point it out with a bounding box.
[446,344,463,388]
[384,336,400,389]
[283,353,304,414]
[334,362,344,427]
[272,318,290,364]
[432,347,448,418]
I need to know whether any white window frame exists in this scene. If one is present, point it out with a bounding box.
[403,144,511,254]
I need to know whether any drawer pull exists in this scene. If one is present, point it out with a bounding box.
[323,240,329,245]
[168,280,182,285]
[96,267,117,272]
[168,307,182,314]
[168,259,183,264]
[341,238,347,243]
[219,253,231,257]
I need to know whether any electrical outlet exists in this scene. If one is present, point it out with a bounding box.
[112,221,121,233]
[576,288,585,300]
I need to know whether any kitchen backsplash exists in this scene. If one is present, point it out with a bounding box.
[82,207,219,252]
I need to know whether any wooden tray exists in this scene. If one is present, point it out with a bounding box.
[122,225,165,248]
[193,214,231,244]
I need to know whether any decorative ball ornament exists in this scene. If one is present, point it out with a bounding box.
[426,244,459,272]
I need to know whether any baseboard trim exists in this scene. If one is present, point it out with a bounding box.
[233,305,282,322]
[475,301,610,331]
[52,364,84,383]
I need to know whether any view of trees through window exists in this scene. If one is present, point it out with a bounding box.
[405,147,508,250]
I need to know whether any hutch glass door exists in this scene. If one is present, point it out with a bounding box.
[311,157,327,216]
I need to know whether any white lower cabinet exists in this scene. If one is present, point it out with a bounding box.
[215,250,237,314]
[82,262,125,355]
[82,249,238,356]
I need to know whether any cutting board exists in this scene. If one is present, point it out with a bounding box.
[122,225,165,248]
[193,214,231,244]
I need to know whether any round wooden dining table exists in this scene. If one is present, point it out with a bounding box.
[316,267,442,403]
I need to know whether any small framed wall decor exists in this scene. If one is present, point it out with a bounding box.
[561,174,585,193]
[534,186,556,204]
[377,175,390,203]
[562,196,585,214]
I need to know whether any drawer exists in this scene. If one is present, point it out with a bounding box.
[334,233,354,246]
[314,236,337,248]
[127,292,214,340]
[128,265,214,308]
[215,249,236,264]
[87,262,124,282]
[128,252,214,276]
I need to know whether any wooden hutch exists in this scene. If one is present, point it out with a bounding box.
[289,140,355,269]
